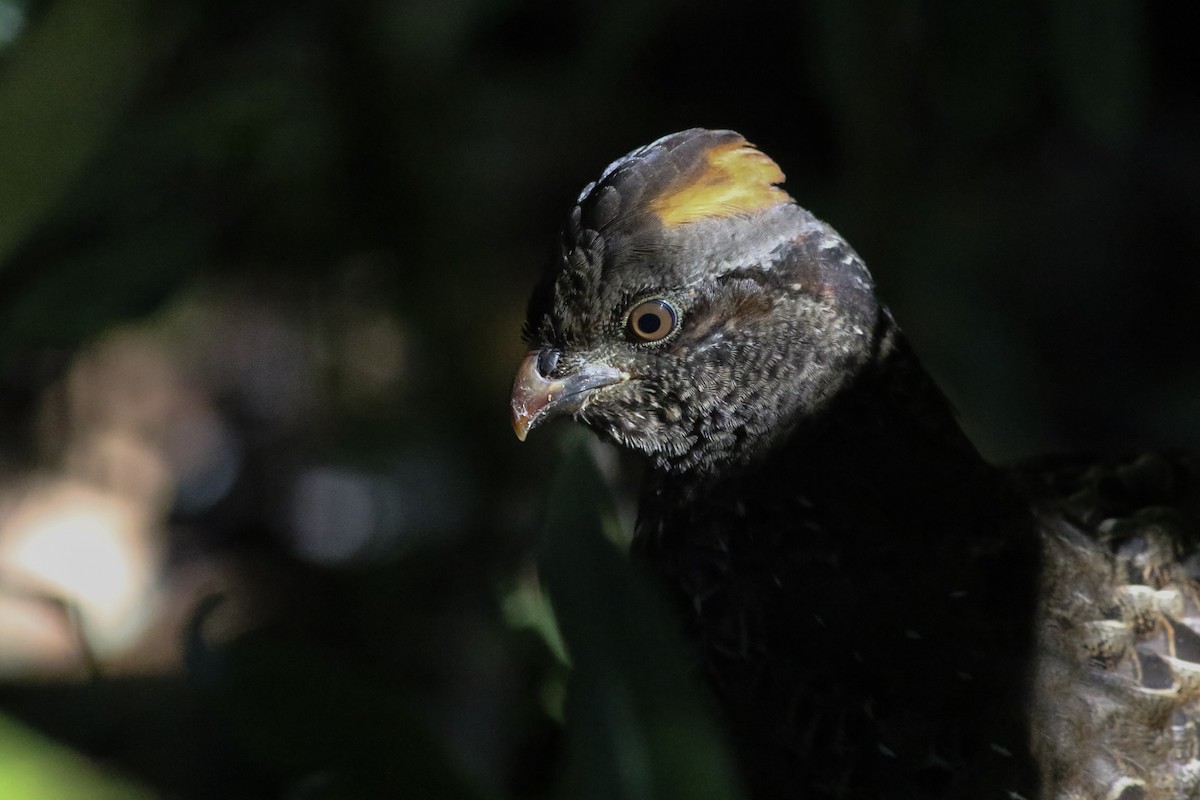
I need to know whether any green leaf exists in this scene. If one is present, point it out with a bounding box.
[0,711,157,800]
[539,431,744,800]
[0,0,162,269]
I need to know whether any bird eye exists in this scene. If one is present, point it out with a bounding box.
[626,299,678,343]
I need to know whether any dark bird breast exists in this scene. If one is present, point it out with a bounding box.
[634,334,1044,799]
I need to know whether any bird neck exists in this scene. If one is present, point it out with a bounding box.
[805,325,1017,532]
[650,322,1028,543]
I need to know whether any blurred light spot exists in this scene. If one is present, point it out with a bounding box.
[65,330,178,443]
[38,323,248,518]
[0,2,25,48]
[0,591,77,675]
[63,429,173,511]
[0,481,161,669]
[286,453,472,565]
[164,405,241,515]
[289,467,383,564]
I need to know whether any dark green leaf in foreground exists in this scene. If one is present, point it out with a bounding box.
[0,0,164,269]
[539,431,744,800]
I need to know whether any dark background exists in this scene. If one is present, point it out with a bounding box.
[0,1,1196,797]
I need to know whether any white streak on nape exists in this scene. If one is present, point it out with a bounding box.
[700,219,799,280]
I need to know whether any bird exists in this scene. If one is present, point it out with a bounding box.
[510,128,1200,799]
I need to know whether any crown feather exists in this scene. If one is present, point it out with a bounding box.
[648,134,791,227]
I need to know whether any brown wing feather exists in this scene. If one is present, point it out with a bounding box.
[1015,452,1200,799]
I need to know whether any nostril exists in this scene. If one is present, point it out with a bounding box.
[537,348,561,377]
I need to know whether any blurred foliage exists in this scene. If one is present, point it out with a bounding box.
[540,434,743,800]
[0,0,166,267]
[0,0,1197,798]
[0,710,155,799]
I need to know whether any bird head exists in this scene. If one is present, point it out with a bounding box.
[513,129,886,474]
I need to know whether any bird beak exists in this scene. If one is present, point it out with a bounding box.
[511,351,628,441]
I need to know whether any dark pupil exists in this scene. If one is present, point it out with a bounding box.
[637,312,662,335]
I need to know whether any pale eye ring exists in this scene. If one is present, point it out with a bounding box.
[626,299,678,343]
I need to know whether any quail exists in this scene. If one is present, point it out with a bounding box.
[512,128,1200,799]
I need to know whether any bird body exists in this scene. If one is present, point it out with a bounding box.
[512,129,1200,799]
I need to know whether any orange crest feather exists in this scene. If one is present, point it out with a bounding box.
[650,139,790,227]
